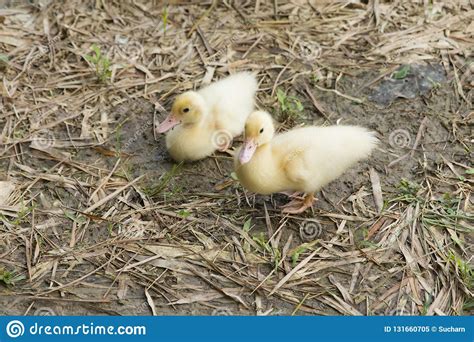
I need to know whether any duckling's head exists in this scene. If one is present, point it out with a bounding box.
[157,92,207,133]
[238,111,275,164]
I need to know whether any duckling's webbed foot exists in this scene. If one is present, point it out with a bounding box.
[281,193,316,214]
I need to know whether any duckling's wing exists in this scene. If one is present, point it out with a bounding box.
[277,126,378,192]
[280,144,314,186]
[199,72,257,110]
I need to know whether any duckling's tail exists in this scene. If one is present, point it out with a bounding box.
[355,127,379,158]
[331,125,378,165]
[319,126,378,183]
[230,71,258,94]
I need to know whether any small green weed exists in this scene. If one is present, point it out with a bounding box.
[144,163,182,197]
[448,251,473,290]
[389,179,421,203]
[0,268,25,286]
[290,240,318,266]
[162,7,169,33]
[392,65,410,79]
[252,232,281,270]
[177,209,191,218]
[85,44,112,82]
[243,218,252,233]
[276,88,304,122]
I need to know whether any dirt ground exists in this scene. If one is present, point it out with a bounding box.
[0,1,472,316]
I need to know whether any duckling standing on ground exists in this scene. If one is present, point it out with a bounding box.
[156,72,258,162]
[234,111,378,214]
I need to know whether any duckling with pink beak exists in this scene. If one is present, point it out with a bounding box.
[156,72,258,162]
[234,111,378,214]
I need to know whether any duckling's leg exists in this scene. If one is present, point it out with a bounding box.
[217,139,233,152]
[223,147,236,157]
[279,191,303,198]
[281,193,316,214]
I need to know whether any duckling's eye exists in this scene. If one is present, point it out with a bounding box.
[259,128,264,134]
[183,107,190,113]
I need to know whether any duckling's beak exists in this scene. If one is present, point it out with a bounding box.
[238,138,257,164]
[157,114,180,133]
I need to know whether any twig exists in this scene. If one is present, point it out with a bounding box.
[312,83,364,104]
[271,58,294,97]
[188,0,217,37]
[369,168,383,213]
[242,34,263,59]
[83,175,144,214]
[410,116,429,158]
[196,26,215,56]
[304,81,331,122]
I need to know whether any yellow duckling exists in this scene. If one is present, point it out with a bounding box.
[234,111,378,214]
[156,72,258,162]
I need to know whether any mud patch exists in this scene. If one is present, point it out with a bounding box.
[368,64,447,106]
